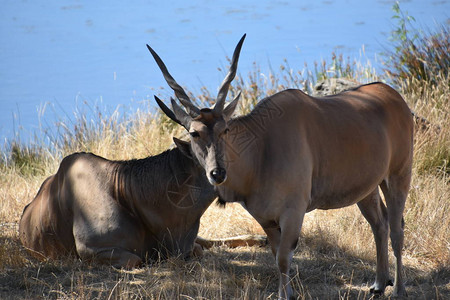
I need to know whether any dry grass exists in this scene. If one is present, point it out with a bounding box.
[1,57,449,299]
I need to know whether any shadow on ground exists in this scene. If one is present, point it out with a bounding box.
[1,231,448,299]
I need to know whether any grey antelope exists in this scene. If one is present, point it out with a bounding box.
[19,147,216,267]
[147,34,413,299]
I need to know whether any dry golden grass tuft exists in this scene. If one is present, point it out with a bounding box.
[1,65,449,298]
[199,202,265,239]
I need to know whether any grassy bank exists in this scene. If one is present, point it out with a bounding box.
[1,11,449,299]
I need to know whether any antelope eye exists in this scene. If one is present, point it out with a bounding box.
[189,131,200,138]
[219,128,230,138]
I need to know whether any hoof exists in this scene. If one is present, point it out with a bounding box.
[369,286,384,296]
[369,279,393,295]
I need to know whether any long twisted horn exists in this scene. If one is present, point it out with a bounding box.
[146,44,200,117]
[214,34,246,114]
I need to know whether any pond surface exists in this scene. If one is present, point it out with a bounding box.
[1,0,449,144]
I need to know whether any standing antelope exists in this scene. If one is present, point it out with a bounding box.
[147,34,413,299]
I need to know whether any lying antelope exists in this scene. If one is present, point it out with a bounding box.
[19,146,216,267]
[148,34,413,299]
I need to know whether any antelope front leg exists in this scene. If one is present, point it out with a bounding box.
[275,204,307,299]
[262,226,281,257]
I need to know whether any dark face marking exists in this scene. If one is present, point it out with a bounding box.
[188,111,230,185]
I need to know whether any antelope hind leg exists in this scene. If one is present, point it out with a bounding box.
[357,189,393,295]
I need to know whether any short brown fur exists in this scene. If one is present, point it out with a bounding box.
[150,35,413,299]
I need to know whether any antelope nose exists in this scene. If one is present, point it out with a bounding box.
[210,168,227,185]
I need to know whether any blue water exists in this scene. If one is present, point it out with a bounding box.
[1,0,449,145]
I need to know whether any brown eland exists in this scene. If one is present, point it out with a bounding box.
[148,34,413,299]
[19,142,217,268]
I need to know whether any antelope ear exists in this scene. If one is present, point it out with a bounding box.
[155,96,181,125]
[173,137,192,159]
[223,91,241,121]
[154,96,192,130]
[170,98,193,130]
